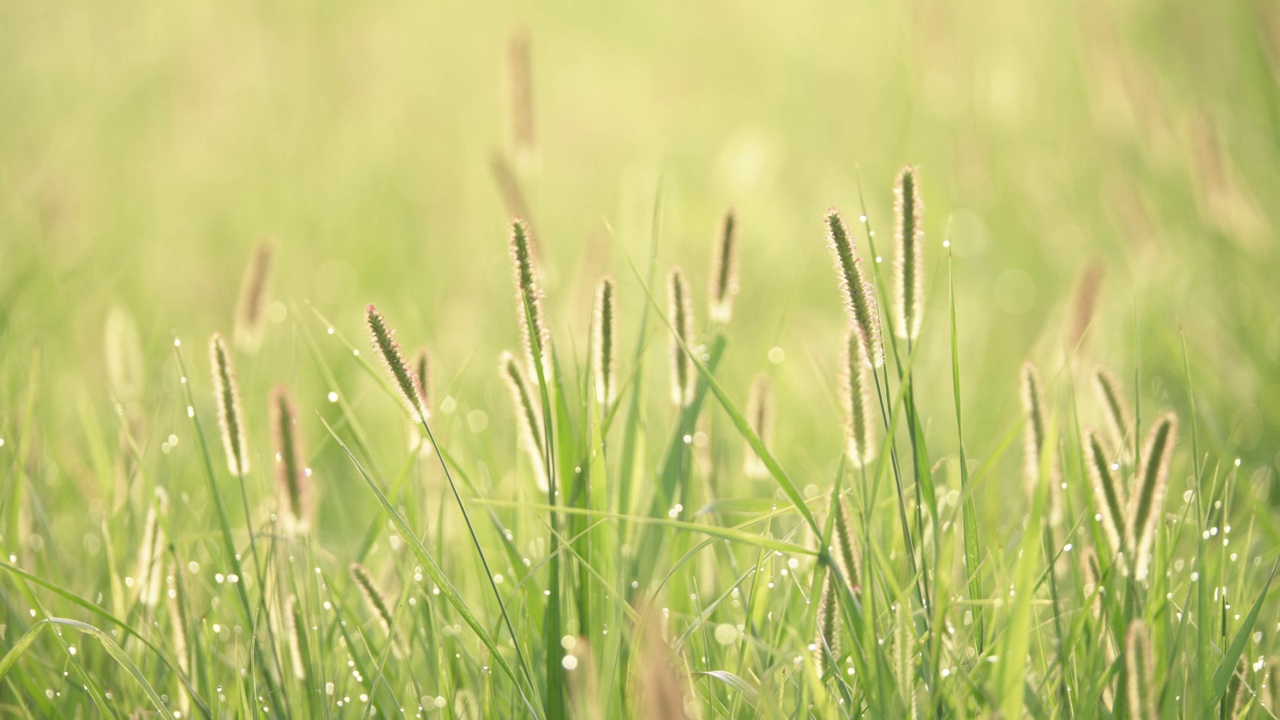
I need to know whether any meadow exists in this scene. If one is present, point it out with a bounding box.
[2,0,1280,717]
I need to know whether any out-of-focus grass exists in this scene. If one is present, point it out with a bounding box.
[2,0,1280,716]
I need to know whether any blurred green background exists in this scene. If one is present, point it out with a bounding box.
[2,0,1278,519]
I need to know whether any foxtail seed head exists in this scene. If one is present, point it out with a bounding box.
[285,594,307,680]
[167,559,191,676]
[507,30,534,155]
[349,562,405,659]
[813,573,840,677]
[1093,365,1133,456]
[412,348,433,420]
[744,374,773,480]
[1128,412,1177,582]
[501,351,549,493]
[591,276,617,408]
[135,487,167,608]
[234,240,274,354]
[209,333,250,476]
[893,165,925,341]
[830,490,863,596]
[893,599,917,718]
[842,325,877,468]
[708,209,739,324]
[1125,620,1156,720]
[366,305,426,421]
[509,219,552,377]
[667,267,696,407]
[1084,427,1128,569]
[826,210,884,367]
[1020,363,1048,488]
[270,385,310,536]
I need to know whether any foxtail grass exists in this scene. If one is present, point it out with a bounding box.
[509,219,552,376]
[830,490,862,595]
[842,325,877,467]
[826,209,883,366]
[349,562,405,659]
[1084,427,1128,568]
[133,489,166,608]
[708,208,738,324]
[667,266,695,407]
[366,304,427,421]
[744,373,773,480]
[209,332,250,476]
[234,240,274,354]
[1094,365,1134,456]
[1125,620,1156,719]
[269,385,310,535]
[1128,412,1177,582]
[893,165,924,341]
[814,573,840,677]
[507,30,534,155]
[501,350,549,492]
[285,594,307,680]
[591,276,617,409]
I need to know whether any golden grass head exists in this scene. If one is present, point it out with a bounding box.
[744,373,773,480]
[591,275,617,409]
[270,384,310,536]
[1124,620,1156,720]
[893,165,925,341]
[813,572,840,677]
[1093,365,1133,456]
[366,304,426,422]
[826,209,884,367]
[234,240,274,354]
[349,562,405,658]
[1083,427,1128,571]
[1128,412,1177,582]
[412,347,433,420]
[842,324,877,468]
[708,208,739,324]
[667,266,696,407]
[209,332,250,476]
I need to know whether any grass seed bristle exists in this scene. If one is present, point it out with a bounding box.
[667,267,695,407]
[135,488,167,607]
[1128,412,1177,582]
[1125,620,1156,720]
[501,350,549,492]
[831,491,863,595]
[209,333,250,476]
[826,209,884,366]
[814,573,840,677]
[893,599,917,717]
[591,276,617,408]
[893,165,925,341]
[1093,365,1134,456]
[349,562,405,659]
[842,324,877,467]
[270,385,310,536]
[412,348,433,419]
[708,208,739,324]
[234,240,274,354]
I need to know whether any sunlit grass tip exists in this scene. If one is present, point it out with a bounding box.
[1125,620,1156,720]
[366,304,426,421]
[744,373,773,480]
[285,594,307,680]
[209,332,250,476]
[1093,364,1133,456]
[893,165,925,341]
[830,490,863,595]
[893,598,917,717]
[1083,427,1127,569]
[509,218,552,376]
[667,266,695,407]
[591,275,617,408]
[500,350,549,493]
[412,347,433,420]
[135,487,167,608]
[349,562,405,659]
[842,324,877,468]
[234,240,274,354]
[270,385,310,536]
[1128,412,1177,582]
[826,209,884,367]
[708,208,739,324]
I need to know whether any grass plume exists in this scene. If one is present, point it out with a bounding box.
[1125,620,1156,720]
[667,266,695,407]
[591,276,617,409]
[842,325,877,467]
[814,573,840,677]
[501,350,549,492]
[708,208,739,324]
[1128,412,1177,582]
[234,240,274,354]
[367,304,426,421]
[893,165,925,341]
[1084,427,1128,567]
[744,373,773,480]
[209,332,250,476]
[1094,365,1134,455]
[349,562,405,659]
[509,218,552,376]
[826,209,884,366]
[269,385,310,535]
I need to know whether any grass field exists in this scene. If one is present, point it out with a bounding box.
[3,0,1280,717]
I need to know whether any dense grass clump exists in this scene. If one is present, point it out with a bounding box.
[0,164,1278,720]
